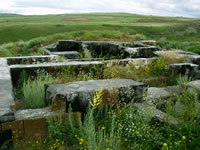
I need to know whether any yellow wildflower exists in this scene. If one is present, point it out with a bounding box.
[182,136,186,140]
[101,126,105,130]
[80,138,84,142]
[163,143,167,147]
[106,139,109,143]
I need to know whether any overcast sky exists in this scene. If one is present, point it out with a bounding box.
[0,0,200,18]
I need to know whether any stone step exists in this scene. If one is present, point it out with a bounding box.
[45,79,147,112]
[14,107,55,120]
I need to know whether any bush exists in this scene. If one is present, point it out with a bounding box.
[22,71,54,108]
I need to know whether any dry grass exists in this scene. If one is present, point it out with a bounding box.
[157,50,186,64]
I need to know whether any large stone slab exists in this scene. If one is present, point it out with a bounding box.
[168,63,199,76]
[187,55,200,65]
[0,58,7,67]
[145,87,171,112]
[45,79,147,112]
[52,51,79,59]
[0,59,15,123]
[9,61,103,86]
[146,87,171,100]
[7,55,57,65]
[44,40,160,59]
[14,107,55,120]
[124,46,159,58]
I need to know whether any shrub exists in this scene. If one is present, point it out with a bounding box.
[22,71,54,108]
[115,104,163,150]
[149,58,168,77]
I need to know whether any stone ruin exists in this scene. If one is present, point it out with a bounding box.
[0,40,200,147]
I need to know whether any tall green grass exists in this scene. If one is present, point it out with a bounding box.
[23,71,54,108]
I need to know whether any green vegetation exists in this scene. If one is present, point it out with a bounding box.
[14,56,188,109]
[0,13,200,57]
[22,71,54,108]
[1,13,200,149]
[9,83,200,150]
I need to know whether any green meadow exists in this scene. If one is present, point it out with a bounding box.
[1,13,200,150]
[0,13,200,56]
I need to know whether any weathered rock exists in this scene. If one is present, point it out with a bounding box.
[104,58,155,69]
[57,40,82,52]
[140,40,157,45]
[187,55,200,65]
[54,51,79,59]
[44,40,161,59]
[7,55,58,65]
[0,108,15,123]
[191,69,200,80]
[45,79,147,112]
[166,85,180,95]
[14,107,55,120]
[83,41,125,58]
[145,87,171,111]
[124,46,159,58]
[0,62,15,123]
[133,103,178,125]
[146,87,171,100]
[168,63,199,76]
[9,60,103,86]
[0,58,7,67]
[185,80,200,97]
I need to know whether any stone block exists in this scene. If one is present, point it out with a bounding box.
[57,40,81,52]
[147,87,171,100]
[15,107,54,120]
[185,80,200,98]
[0,108,15,123]
[168,63,199,76]
[2,120,24,141]
[46,79,147,112]
[1,120,23,131]
[24,117,48,139]
[53,51,80,59]
[50,96,66,112]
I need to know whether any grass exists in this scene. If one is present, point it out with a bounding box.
[9,85,200,150]
[0,13,200,56]
[1,12,200,149]
[22,71,54,108]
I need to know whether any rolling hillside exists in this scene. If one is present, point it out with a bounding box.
[0,13,200,56]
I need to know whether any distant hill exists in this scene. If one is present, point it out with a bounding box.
[0,13,199,56]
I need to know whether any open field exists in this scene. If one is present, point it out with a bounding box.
[0,13,200,56]
[1,13,200,150]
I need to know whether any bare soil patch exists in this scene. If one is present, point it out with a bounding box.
[64,18,91,22]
